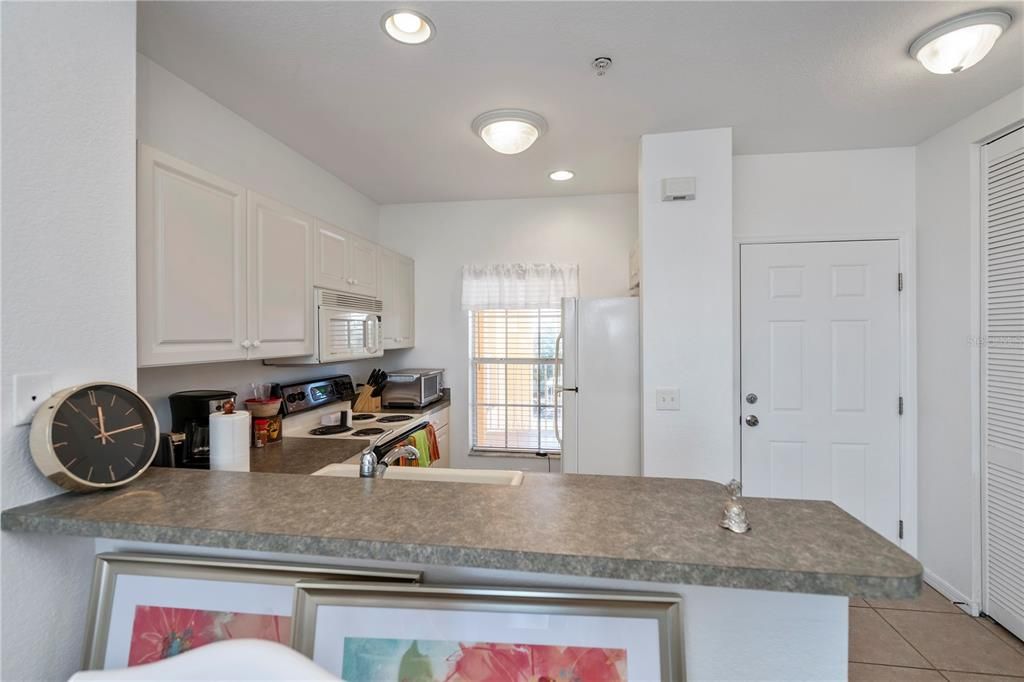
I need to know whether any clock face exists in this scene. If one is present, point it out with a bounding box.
[50,384,158,487]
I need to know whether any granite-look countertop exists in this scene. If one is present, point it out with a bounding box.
[1,467,920,598]
[249,437,369,475]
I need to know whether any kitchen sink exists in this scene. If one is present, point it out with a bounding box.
[312,463,525,486]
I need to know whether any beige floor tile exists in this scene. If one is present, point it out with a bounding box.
[879,610,1024,677]
[849,663,945,681]
[851,597,871,607]
[940,672,1024,681]
[866,584,963,613]
[850,607,933,668]
[979,618,1024,657]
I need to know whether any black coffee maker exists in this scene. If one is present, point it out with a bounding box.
[155,390,237,469]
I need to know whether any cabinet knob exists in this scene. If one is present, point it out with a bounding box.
[252,340,261,348]
[241,340,251,349]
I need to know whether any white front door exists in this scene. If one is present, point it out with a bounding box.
[740,240,902,543]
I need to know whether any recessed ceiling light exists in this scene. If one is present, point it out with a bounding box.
[910,10,1011,74]
[471,109,548,155]
[549,170,575,181]
[381,9,435,45]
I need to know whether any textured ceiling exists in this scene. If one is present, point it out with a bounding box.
[139,1,1024,204]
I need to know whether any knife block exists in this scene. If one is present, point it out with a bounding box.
[353,385,381,413]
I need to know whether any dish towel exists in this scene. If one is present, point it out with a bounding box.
[396,424,439,467]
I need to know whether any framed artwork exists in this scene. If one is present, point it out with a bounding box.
[292,581,684,681]
[82,553,421,670]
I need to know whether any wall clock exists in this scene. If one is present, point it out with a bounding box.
[29,382,160,492]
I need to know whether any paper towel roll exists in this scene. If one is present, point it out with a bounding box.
[210,410,251,472]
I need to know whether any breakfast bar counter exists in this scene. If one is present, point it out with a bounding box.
[1,466,920,598]
[3,467,922,679]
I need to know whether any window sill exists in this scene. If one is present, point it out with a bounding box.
[469,450,561,460]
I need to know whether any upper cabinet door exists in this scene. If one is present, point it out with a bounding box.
[347,233,379,298]
[380,247,415,350]
[137,145,248,367]
[314,219,352,291]
[247,192,314,359]
[396,253,415,347]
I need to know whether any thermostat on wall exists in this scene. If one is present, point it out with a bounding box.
[661,177,696,201]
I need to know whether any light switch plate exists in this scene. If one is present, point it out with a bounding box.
[656,387,680,411]
[13,373,54,426]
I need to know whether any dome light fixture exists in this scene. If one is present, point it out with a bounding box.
[549,170,575,181]
[381,9,435,45]
[909,10,1012,74]
[471,109,548,155]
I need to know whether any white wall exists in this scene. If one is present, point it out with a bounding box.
[377,194,637,470]
[735,147,916,237]
[915,87,1024,611]
[1,3,138,678]
[639,128,734,482]
[136,55,384,425]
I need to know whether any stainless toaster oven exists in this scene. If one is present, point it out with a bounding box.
[382,368,444,408]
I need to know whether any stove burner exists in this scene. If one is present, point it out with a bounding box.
[376,415,413,423]
[352,427,386,437]
[308,425,352,436]
[352,414,376,421]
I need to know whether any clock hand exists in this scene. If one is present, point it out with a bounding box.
[96,405,111,445]
[70,402,102,434]
[92,423,142,439]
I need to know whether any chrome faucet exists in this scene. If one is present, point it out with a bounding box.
[359,444,420,478]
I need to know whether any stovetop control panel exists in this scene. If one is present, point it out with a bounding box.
[279,374,356,415]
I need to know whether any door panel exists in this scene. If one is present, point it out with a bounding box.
[247,192,313,359]
[982,127,1024,640]
[314,219,351,291]
[741,240,901,543]
[348,234,379,298]
[137,145,247,366]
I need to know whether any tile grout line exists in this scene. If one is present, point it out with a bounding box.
[978,615,1024,663]
[869,603,942,671]
[872,604,1024,678]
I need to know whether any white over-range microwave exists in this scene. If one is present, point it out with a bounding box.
[268,288,383,365]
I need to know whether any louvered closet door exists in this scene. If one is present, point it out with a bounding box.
[982,126,1024,641]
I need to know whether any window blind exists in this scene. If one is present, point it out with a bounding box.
[470,308,561,453]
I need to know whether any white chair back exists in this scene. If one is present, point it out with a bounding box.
[68,639,339,681]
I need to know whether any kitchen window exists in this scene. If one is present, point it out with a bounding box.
[470,308,561,454]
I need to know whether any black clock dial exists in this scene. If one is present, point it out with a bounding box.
[51,385,158,485]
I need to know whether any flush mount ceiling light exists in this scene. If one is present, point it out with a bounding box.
[909,10,1012,74]
[549,170,575,181]
[471,109,548,155]
[381,9,435,45]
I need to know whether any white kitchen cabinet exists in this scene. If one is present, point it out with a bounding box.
[246,192,314,359]
[428,407,450,468]
[434,426,450,468]
[137,145,248,367]
[314,219,379,298]
[380,247,415,349]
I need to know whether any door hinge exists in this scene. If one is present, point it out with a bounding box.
[898,396,904,416]
[899,520,904,539]
[898,273,904,292]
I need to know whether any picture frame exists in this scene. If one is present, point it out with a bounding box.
[82,552,421,670]
[292,581,685,681]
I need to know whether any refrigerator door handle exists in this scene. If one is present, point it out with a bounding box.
[554,388,562,446]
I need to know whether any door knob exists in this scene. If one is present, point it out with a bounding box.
[241,340,251,349]
[252,340,261,348]
[745,415,759,427]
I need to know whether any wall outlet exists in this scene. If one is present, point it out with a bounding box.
[656,387,680,411]
[13,373,54,426]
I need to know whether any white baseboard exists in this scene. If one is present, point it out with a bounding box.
[924,568,980,616]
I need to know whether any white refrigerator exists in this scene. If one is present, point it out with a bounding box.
[557,297,641,475]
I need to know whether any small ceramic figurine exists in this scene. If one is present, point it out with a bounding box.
[720,478,751,534]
